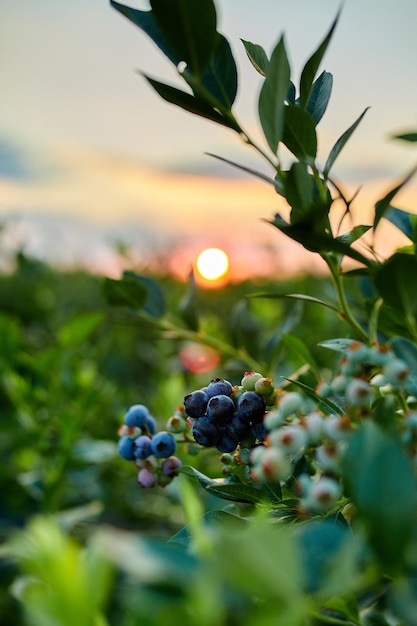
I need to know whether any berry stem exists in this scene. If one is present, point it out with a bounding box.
[323,253,370,342]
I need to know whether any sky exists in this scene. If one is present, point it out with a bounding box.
[1,0,417,280]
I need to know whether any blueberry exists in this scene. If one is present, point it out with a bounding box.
[207,378,233,398]
[216,427,239,453]
[144,415,157,435]
[192,417,220,447]
[124,404,149,428]
[161,456,183,477]
[207,394,235,425]
[118,435,135,461]
[133,435,153,460]
[237,391,266,424]
[228,413,252,440]
[251,421,268,441]
[184,389,209,418]
[138,468,157,488]
[150,431,177,458]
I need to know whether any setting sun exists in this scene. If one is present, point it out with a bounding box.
[196,248,229,281]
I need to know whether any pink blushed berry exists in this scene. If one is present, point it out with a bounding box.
[137,468,158,488]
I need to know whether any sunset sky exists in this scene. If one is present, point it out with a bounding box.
[1,0,417,280]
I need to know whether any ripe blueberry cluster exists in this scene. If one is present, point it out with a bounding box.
[183,374,277,453]
[117,404,182,488]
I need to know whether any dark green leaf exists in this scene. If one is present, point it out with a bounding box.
[343,421,417,570]
[207,482,267,504]
[282,104,317,161]
[150,0,217,76]
[385,206,415,240]
[284,162,315,224]
[305,70,333,125]
[110,1,179,65]
[284,377,345,416]
[250,292,340,313]
[374,167,417,229]
[392,131,417,142]
[101,276,148,309]
[198,34,238,108]
[336,225,371,246]
[299,12,340,107]
[323,108,369,178]
[241,39,269,76]
[143,75,239,130]
[270,213,374,267]
[258,37,291,153]
[178,269,199,331]
[374,253,417,328]
[287,81,296,104]
[123,271,165,317]
[58,311,105,347]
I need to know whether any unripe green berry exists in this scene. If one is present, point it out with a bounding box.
[383,358,409,387]
[254,377,275,397]
[167,415,187,433]
[241,371,263,391]
[277,391,305,417]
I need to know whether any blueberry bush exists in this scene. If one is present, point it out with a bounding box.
[3,1,417,625]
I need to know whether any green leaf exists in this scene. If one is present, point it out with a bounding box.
[336,225,371,247]
[178,269,199,331]
[374,167,417,229]
[270,213,374,267]
[168,510,248,547]
[241,39,269,76]
[374,253,417,332]
[150,0,217,76]
[305,70,333,125]
[198,34,238,109]
[323,108,369,178]
[284,162,316,224]
[282,104,317,161]
[123,271,165,317]
[384,206,415,240]
[58,311,105,347]
[250,292,340,314]
[319,338,357,353]
[207,482,267,504]
[284,377,345,416]
[110,1,179,65]
[143,74,239,130]
[258,37,291,153]
[343,421,417,570]
[392,131,417,142]
[101,276,148,309]
[299,12,340,107]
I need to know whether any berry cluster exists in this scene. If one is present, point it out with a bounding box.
[249,340,413,514]
[183,374,276,453]
[117,404,182,488]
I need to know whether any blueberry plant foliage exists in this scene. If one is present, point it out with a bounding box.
[99,0,417,624]
[104,0,417,624]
